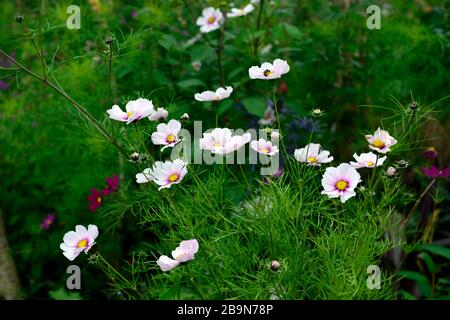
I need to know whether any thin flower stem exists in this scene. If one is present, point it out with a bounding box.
[254,0,265,56]
[217,11,226,87]
[239,163,252,189]
[107,42,113,105]
[38,0,47,80]
[404,178,436,226]
[0,49,129,159]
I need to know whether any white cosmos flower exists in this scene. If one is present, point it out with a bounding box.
[248,59,290,80]
[157,239,199,272]
[294,143,333,166]
[148,107,168,121]
[151,159,187,190]
[250,139,279,156]
[228,4,255,17]
[60,225,99,261]
[365,127,397,154]
[194,86,233,102]
[350,152,387,169]
[196,7,223,33]
[321,163,362,203]
[106,98,154,124]
[151,119,182,151]
[135,168,154,184]
[199,128,251,155]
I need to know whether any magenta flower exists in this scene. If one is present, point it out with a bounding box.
[102,175,119,196]
[87,188,103,212]
[421,166,450,179]
[40,213,56,230]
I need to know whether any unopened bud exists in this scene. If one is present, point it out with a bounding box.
[130,152,140,162]
[104,36,114,45]
[180,113,189,121]
[270,260,281,271]
[15,15,24,23]
[387,167,396,176]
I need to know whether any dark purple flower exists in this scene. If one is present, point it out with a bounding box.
[420,166,450,178]
[87,188,103,212]
[40,213,56,230]
[131,10,138,18]
[423,147,438,160]
[102,175,119,196]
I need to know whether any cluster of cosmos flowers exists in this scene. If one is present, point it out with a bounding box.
[59,2,403,273]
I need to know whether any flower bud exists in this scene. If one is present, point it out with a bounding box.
[104,36,114,45]
[409,101,418,110]
[180,113,190,121]
[15,15,24,23]
[271,260,281,271]
[130,152,140,162]
[386,166,396,176]
[310,108,325,118]
[271,131,280,140]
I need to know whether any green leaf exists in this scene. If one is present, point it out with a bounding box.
[421,244,450,260]
[420,252,437,273]
[284,23,302,40]
[241,97,266,117]
[177,78,206,89]
[398,271,433,298]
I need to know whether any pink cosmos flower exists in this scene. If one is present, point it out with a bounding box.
[199,128,251,155]
[421,166,450,178]
[196,7,223,33]
[194,86,233,102]
[321,163,362,203]
[151,119,182,151]
[250,139,279,156]
[151,159,188,190]
[148,107,168,121]
[106,98,154,124]
[350,152,387,169]
[227,4,255,18]
[157,239,199,272]
[87,188,103,212]
[60,225,99,261]
[365,128,397,154]
[248,59,290,80]
[40,213,56,230]
[294,143,333,166]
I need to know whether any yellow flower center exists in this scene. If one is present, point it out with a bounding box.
[77,239,88,249]
[127,111,133,118]
[307,156,318,163]
[372,139,385,149]
[207,16,216,24]
[166,134,176,143]
[168,174,179,182]
[260,147,270,154]
[213,143,221,147]
[97,197,102,203]
[336,180,348,191]
[263,69,274,77]
[367,161,374,167]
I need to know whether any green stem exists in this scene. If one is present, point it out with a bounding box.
[0,49,129,159]
[38,0,47,80]
[254,0,265,56]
